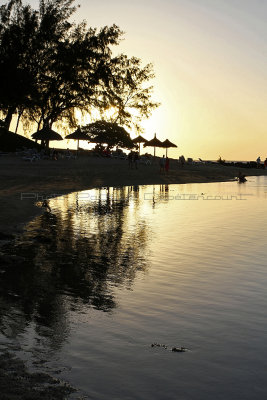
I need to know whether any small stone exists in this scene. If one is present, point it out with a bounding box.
[0,232,15,240]
[172,347,186,352]
[0,254,26,265]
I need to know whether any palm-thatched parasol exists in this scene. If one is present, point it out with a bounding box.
[65,127,89,150]
[132,135,148,154]
[162,139,177,157]
[143,134,164,157]
[31,127,63,147]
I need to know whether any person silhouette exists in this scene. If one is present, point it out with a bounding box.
[165,156,170,173]
[159,155,165,173]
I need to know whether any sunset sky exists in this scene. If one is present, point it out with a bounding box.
[26,0,267,160]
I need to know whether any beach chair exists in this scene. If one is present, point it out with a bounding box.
[65,152,76,160]
[178,156,185,166]
[140,156,151,165]
[22,154,38,162]
[187,158,194,165]
[22,149,40,162]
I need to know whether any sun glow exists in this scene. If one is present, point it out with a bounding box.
[9,0,267,160]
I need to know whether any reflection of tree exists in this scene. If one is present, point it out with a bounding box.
[0,186,150,353]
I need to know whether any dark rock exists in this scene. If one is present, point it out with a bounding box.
[0,254,26,265]
[34,235,52,244]
[172,347,187,352]
[0,232,15,240]
[151,343,167,349]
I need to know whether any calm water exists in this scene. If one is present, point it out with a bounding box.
[1,176,267,399]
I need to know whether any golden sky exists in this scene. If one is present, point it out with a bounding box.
[26,0,267,160]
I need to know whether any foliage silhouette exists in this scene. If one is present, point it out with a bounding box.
[99,54,160,133]
[83,120,135,149]
[0,0,159,135]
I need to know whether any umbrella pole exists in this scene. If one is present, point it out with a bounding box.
[77,139,79,151]
[139,143,140,154]
[166,148,168,157]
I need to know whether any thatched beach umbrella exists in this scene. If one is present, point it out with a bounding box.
[65,128,89,150]
[144,134,164,157]
[162,139,177,157]
[132,135,148,154]
[31,127,63,148]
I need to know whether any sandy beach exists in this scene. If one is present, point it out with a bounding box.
[0,154,266,235]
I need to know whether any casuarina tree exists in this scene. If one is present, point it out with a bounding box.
[0,0,159,136]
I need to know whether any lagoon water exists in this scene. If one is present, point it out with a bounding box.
[1,177,267,399]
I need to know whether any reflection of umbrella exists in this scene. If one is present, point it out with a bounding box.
[144,134,164,157]
[162,139,177,157]
[132,135,148,154]
[31,127,63,147]
[65,128,89,150]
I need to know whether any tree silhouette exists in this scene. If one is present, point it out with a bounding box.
[83,120,135,149]
[0,1,39,129]
[98,54,160,133]
[0,0,159,135]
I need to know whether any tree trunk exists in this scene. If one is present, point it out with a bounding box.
[4,106,16,130]
[37,117,43,131]
[15,111,23,134]
[43,119,52,129]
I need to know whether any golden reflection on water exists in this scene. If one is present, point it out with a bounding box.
[1,179,266,336]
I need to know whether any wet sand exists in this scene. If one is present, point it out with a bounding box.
[0,352,75,400]
[0,154,266,234]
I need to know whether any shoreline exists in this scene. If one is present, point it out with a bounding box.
[1,154,266,236]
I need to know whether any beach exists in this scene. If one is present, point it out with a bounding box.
[1,154,266,235]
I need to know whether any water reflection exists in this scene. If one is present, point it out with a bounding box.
[2,179,267,399]
[0,187,150,346]
[1,179,265,345]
